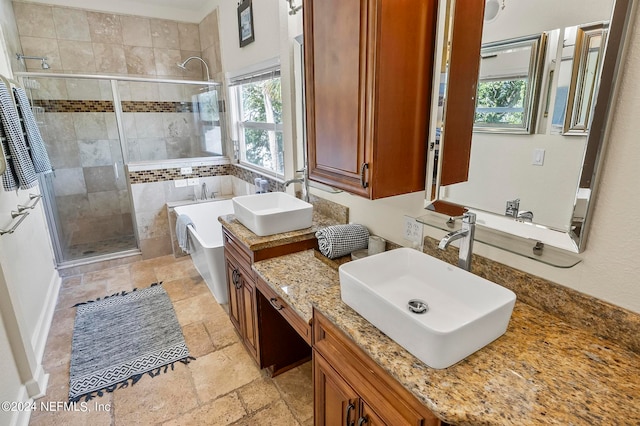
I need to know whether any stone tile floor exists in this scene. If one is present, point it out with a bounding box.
[31,255,313,425]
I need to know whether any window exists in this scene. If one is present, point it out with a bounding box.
[230,69,284,175]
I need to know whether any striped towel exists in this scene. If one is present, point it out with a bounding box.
[14,87,52,174]
[0,82,37,191]
[316,224,370,259]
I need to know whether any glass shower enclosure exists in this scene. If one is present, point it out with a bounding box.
[16,73,222,266]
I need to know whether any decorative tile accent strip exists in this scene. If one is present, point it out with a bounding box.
[32,99,114,113]
[129,164,230,184]
[30,99,196,113]
[121,101,196,113]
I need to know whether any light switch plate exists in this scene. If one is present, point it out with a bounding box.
[180,166,193,175]
[174,179,187,188]
[532,148,545,166]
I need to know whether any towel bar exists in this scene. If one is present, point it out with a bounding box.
[17,193,41,212]
[1,211,29,235]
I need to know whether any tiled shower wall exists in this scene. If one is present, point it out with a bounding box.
[12,2,224,258]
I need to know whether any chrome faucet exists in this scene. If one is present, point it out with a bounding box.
[438,212,476,271]
[283,167,309,202]
[201,182,208,200]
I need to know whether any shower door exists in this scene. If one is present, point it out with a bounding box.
[26,76,137,264]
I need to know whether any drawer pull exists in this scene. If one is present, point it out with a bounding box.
[232,269,242,289]
[357,417,368,426]
[345,403,355,426]
[269,297,284,311]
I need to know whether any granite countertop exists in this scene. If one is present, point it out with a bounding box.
[218,210,341,252]
[252,249,640,425]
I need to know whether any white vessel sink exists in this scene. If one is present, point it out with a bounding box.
[232,192,313,236]
[339,247,516,369]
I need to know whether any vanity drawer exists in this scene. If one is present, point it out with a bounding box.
[256,276,311,345]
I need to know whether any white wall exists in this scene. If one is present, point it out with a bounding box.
[0,0,60,421]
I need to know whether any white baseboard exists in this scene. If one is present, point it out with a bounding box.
[10,385,32,426]
[31,270,61,363]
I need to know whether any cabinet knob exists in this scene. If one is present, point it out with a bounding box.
[360,163,369,188]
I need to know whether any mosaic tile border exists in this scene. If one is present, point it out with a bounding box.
[31,99,196,113]
[128,163,285,191]
[129,164,230,183]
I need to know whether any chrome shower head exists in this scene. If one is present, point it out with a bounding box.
[176,56,210,81]
[17,53,51,70]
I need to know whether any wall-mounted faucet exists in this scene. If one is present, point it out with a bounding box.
[283,167,309,202]
[438,212,476,271]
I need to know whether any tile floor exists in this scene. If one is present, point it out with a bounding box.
[31,255,314,426]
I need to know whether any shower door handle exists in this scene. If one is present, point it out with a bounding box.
[113,162,119,180]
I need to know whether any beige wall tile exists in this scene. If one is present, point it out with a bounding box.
[121,15,152,47]
[178,22,200,51]
[198,9,217,51]
[176,50,205,80]
[202,45,221,77]
[93,43,127,74]
[150,18,179,49]
[87,11,122,44]
[154,48,182,76]
[52,7,90,41]
[123,45,156,76]
[19,36,61,71]
[58,39,95,72]
[12,2,55,38]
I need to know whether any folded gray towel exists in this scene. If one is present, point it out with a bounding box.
[176,214,195,253]
[316,224,369,259]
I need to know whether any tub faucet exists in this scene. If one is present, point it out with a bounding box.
[438,212,476,271]
[283,167,309,202]
[201,182,207,200]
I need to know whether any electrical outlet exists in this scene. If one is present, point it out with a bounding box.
[187,178,200,186]
[174,179,187,188]
[403,216,423,247]
[180,166,193,175]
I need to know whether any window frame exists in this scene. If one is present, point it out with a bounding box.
[229,67,284,177]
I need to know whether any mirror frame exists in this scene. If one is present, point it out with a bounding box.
[426,0,634,256]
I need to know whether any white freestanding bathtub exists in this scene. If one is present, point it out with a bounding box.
[174,199,235,304]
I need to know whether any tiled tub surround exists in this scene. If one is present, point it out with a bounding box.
[251,249,640,425]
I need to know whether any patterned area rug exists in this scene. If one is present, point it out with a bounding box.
[69,283,194,402]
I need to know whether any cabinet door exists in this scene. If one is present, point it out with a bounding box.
[241,275,259,360]
[225,254,242,333]
[314,350,359,426]
[304,0,369,197]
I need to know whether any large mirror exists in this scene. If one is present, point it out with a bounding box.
[426,0,633,255]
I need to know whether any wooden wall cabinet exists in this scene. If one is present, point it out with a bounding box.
[303,0,437,199]
[313,309,444,426]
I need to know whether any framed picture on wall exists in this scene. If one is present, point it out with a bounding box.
[237,0,255,48]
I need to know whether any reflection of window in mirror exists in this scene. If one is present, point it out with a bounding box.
[553,23,608,135]
[473,35,546,134]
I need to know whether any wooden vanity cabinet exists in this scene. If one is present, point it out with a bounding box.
[222,228,315,374]
[303,0,437,199]
[313,309,443,426]
[224,237,260,361]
